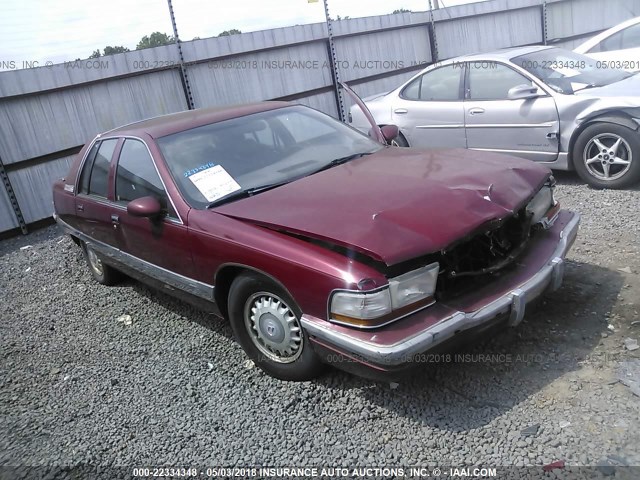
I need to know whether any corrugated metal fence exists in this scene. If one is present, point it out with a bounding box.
[0,0,638,234]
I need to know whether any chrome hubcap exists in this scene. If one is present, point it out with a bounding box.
[86,246,103,276]
[244,292,303,364]
[583,133,632,181]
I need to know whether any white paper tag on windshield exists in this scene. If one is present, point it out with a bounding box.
[188,165,241,202]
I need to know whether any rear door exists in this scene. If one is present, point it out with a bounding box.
[112,138,193,278]
[74,138,121,246]
[390,64,466,148]
[463,61,560,162]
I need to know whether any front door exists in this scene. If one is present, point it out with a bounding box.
[463,61,560,162]
[112,138,193,278]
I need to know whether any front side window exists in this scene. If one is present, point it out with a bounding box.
[81,139,117,198]
[401,65,461,101]
[115,139,174,216]
[468,62,531,100]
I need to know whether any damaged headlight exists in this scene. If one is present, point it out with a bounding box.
[330,263,439,328]
[527,176,559,227]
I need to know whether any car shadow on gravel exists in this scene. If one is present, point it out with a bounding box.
[316,260,623,432]
[553,171,640,191]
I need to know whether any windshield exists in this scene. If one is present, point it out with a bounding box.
[511,48,633,94]
[157,105,382,208]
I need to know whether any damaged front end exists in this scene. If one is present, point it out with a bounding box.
[436,178,559,300]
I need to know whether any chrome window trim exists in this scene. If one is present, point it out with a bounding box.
[56,216,213,300]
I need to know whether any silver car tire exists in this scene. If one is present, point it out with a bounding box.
[573,123,640,189]
[81,242,122,285]
[227,272,325,381]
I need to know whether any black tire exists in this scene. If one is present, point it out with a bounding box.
[572,122,640,189]
[81,242,122,286]
[228,273,325,381]
[390,131,409,147]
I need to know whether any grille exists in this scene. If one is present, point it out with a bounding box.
[436,208,532,300]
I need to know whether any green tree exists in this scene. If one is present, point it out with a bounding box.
[88,49,101,58]
[136,32,175,50]
[103,45,130,55]
[392,8,412,13]
[218,29,242,37]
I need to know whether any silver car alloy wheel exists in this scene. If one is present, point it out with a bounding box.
[244,292,303,363]
[86,245,104,277]
[583,133,632,181]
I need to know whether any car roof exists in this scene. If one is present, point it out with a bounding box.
[450,45,555,62]
[102,101,292,139]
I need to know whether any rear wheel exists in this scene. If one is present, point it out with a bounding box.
[82,242,121,285]
[228,273,324,381]
[573,123,640,189]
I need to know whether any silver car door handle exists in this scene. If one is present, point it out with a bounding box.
[468,108,485,115]
[394,108,408,114]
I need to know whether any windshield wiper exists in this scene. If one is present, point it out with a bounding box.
[206,181,288,208]
[309,152,374,175]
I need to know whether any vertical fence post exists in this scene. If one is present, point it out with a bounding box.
[0,155,28,235]
[428,0,439,63]
[167,0,195,110]
[541,1,548,45]
[323,0,346,122]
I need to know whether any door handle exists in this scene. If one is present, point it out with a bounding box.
[394,108,408,114]
[468,108,485,115]
[111,214,120,224]
[76,204,84,212]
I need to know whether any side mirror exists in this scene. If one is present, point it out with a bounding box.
[507,84,540,100]
[127,196,163,218]
[380,125,399,144]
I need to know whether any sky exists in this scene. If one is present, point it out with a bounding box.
[0,0,487,68]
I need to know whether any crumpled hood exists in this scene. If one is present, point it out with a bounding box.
[215,148,550,266]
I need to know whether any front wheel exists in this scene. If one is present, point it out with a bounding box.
[227,273,325,381]
[572,123,640,189]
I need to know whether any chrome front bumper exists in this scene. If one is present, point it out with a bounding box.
[301,212,580,368]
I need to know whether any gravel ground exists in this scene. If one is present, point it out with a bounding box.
[1,174,639,478]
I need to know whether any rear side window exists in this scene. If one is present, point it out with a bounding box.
[115,139,175,216]
[78,139,117,197]
[78,142,100,194]
[401,65,461,101]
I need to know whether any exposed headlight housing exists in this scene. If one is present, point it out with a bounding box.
[527,176,559,228]
[330,263,439,329]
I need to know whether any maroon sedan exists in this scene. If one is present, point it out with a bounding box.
[52,101,579,380]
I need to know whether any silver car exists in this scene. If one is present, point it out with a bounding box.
[349,46,640,188]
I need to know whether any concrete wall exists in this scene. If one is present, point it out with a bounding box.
[1,0,639,233]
